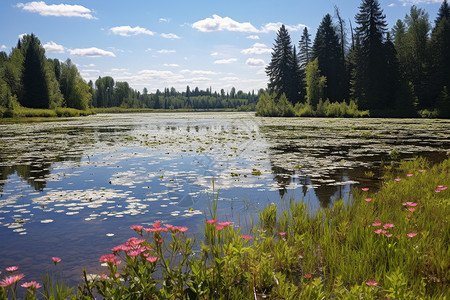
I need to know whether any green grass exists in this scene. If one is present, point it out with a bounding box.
[2,157,449,299]
[0,107,94,121]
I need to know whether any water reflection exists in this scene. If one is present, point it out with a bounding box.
[0,113,449,285]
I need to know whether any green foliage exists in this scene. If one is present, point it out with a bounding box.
[60,59,91,110]
[436,86,450,118]
[255,92,295,117]
[304,58,326,108]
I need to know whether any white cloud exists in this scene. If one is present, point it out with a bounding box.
[241,43,272,55]
[388,3,396,6]
[111,68,128,72]
[164,63,179,67]
[220,77,239,81]
[193,14,258,33]
[159,18,170,22]
[19,33,27,39]
[246,58,266,67]
[399,0,441,5]
[1,45,7,49]
[180,69,218,75]
[247,35,260,40]
[43,41,65,53]
[161,33,180,39]
[260,22,307,33]
[214,58,237,64]
[83,63,96,67]
[16,1,96,19]
[210,52,221,57]
[69,47,115,57]
[110,26,154,37]
[81,69,100,73]
[157,49,176,54]
[145,48,152,52]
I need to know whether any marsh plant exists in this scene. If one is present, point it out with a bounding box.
[1,157,448,299]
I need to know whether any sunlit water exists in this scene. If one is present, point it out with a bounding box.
[1,112,449,285]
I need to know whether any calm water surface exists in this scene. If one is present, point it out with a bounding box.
[0,112,449,285]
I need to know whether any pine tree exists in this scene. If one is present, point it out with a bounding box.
[298,27,312,69]
[429,0,450,108]
[20,34,50,108]
[352,0,392,110]
[312,14,346,102]
[291,46,304,103]
[435,0,450,28]
[266,25,296,102]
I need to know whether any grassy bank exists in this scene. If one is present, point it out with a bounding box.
[1,157,448,299]
[0,107,94,121]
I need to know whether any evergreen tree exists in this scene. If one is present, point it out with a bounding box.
[291,46,304,103]
[400,6,431,108]
[312,14,347,102]
[298,27,312,69]
[266,25,297,103]
[429,0,450,108]
[21,34,50,108]
[352,0,392,110]
[435,0,450,28]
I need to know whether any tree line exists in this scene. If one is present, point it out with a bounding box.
[263,0,450,118]
[0,34,257,116]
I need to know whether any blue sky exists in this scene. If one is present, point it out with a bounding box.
[0,0,444,93]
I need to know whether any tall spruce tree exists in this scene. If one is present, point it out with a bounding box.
[266,25,298,103]
[429,0,450,109]
[352,0,393,110]
[21,34,50,108]
[291,46,304,103]
[312,14,347,102]
[298,27,312,69]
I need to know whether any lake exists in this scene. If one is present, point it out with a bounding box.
[1,112,449,286]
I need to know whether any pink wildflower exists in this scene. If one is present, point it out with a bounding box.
[130,225,143,231]
[406,174,413,177]
[383,223,395,229]
[364,198,372,202]
[372,221,382,227]
[112,244,130,252]
[384,233,393,237]
[51,257,61,265]
[407,233,417,238]
[219,221,232,227]
[165,224,174,230]
[128,250,140,257]
[206,219,218,224]
[304,273,312,278]
[374,229,383,234]
[146,256,159,263]
[101,273,107,279]
[99,254,117,263]
[242,235,252,240]
[6,266,18,272]
[0,274,25,287]
[175,226,188,233]
[405,202,418,207]
[215,225,224,230]
[408,208,415,212]
[361,188,369,191]
[395,178,402,182]
[21,281,42,289]
[418,169,424,173]
[279,232,286,236]
[366,280,378,286]
[153,220,161,228]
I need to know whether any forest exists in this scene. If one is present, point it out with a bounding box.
[0,34,257,118]
[260,0,450,118]
[1,0,449,118]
